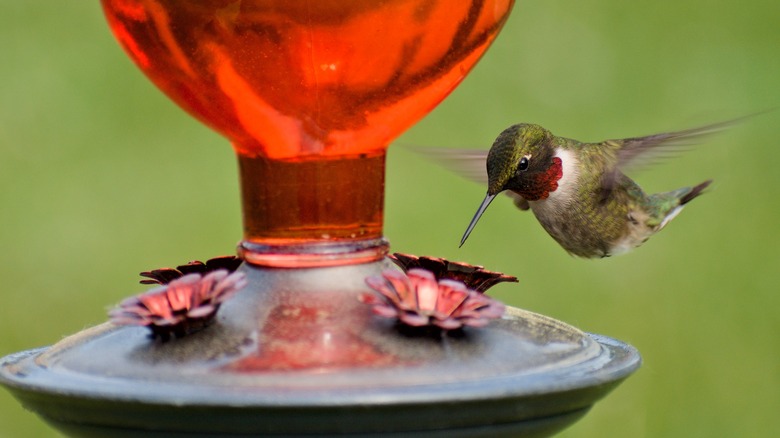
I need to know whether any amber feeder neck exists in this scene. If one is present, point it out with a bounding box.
[236,152,389,267]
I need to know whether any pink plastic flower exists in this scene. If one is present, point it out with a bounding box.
[110,270,247,340]
[389,253,518,293]
[361,269,505,330]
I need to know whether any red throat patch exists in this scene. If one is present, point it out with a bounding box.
[522,157,563,201]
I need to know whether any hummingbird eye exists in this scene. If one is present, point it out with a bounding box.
[518,157,530,172]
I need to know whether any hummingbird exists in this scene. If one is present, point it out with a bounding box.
[433,121,729,258]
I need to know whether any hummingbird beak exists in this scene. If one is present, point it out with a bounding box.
[460,193,497,247]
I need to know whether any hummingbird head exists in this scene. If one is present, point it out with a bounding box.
[460,124,564,247]
[486,124,562,199]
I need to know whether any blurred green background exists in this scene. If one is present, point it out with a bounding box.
[1,1,778,437]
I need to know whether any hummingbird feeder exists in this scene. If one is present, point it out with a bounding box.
[0,1,640,436]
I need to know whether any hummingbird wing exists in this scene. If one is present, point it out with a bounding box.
[608,111,769,171]
[415,147,530,210]
[608,119,735,171]
[598,118,739,202]
[416,147,488,184]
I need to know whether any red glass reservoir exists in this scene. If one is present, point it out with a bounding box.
[101,0,514,266]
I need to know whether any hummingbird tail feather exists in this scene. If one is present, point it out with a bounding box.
[680,179,713,205]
